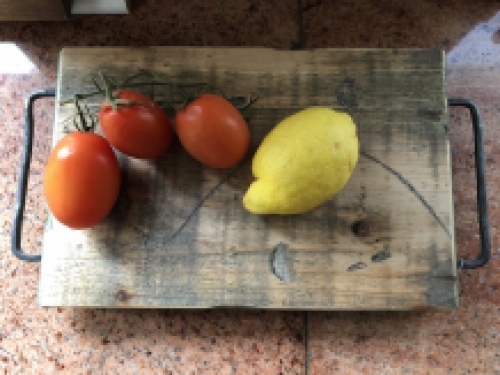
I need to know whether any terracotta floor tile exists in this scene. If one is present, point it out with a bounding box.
[302,0,500,50]
[309,305,499,374]
[2,0,500,373]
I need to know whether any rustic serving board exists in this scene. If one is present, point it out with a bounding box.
[39,47,457,310]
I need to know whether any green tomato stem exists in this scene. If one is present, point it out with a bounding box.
[60,70,259,133]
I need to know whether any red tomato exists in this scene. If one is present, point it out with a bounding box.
[175,94,250,168]
[99,90,173,159]
[43,132,121,229]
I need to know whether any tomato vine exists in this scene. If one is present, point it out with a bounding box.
[60,70,258,132]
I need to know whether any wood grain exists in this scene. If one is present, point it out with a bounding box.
[0,0,69,21]
[38,47,457,310]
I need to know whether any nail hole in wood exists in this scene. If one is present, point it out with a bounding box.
[115,289,132,302]
[352,220,370,237]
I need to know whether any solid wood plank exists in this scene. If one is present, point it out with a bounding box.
[38,47,457,310]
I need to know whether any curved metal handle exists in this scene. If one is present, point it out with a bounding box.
[12,88,56,262]
[448,98,491,269]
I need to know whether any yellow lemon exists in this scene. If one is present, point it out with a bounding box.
[243,107,359,214]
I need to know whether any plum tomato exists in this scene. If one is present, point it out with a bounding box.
[175,93,250,168]
[43,132,121,229]
[99,90,173,159]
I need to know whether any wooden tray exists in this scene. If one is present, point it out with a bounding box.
[38,47,456,310]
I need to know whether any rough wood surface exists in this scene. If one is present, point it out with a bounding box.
[38,47,457,309]
[0,0,68,21]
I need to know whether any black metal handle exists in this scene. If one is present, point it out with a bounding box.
[448,98,491,269]
[12,89,56,262]
[11,91,491,269]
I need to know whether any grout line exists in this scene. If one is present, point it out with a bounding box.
[293,0,305,50]
[305,311,310,375]
[294,0,308,370]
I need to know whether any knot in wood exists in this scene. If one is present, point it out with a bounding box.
[352,220,370,237]
[115,289,132,302]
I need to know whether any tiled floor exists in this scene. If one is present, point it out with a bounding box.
[1,1,499,373]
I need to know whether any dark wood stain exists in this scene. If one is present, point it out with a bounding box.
[361,151,451,238]
[335,77,358,109]
[492,29,500,44]
[371,247,391,263]
[347,262,367,271]
[115,289,133,302]
[417,108,443,122]
[352,220,370,237]
[270,243,292,283]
